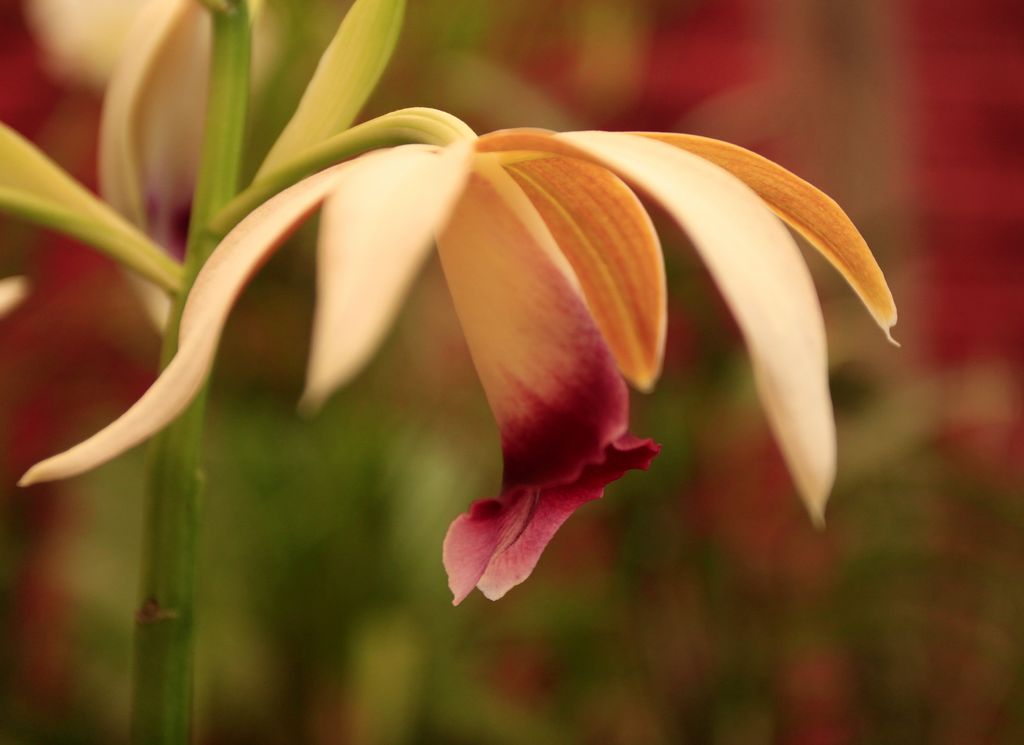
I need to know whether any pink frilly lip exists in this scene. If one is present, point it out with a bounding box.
[443,432,659,604]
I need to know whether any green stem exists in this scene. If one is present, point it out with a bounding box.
[130,4,250,744]
[209,107,475,237]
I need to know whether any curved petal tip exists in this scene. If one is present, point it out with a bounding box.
[0,276,30,319]
[296,391,326,419]
[17,468,41,489]
[883,317,900,348]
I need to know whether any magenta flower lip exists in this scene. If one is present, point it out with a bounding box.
[445,433,660,605]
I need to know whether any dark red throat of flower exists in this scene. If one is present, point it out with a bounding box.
[147,194,192,261]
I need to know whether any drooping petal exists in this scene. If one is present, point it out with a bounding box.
[256,0,406,179]
[18,163,355,487]
[478,129,834,522]
[562,132,834,522]
[436,156,658,602]
[501,154,666,390]
[444,434,658,604]
[0,276,30,319]
[637,132,898,341]
[301,142,473,411]
[99,0,208,244]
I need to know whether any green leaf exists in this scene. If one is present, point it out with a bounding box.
[255,0,406,178]
[0,124,182,291]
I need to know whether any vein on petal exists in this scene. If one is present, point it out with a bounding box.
[504,156,666,390]
[637,132,898,343]
[555,131,835,522]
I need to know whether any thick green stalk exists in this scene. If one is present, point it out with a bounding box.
[130,3,250,743]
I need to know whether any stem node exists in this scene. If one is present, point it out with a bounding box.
[135,599,181,625]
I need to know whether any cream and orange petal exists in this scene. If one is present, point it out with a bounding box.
[301,142,473,411]
[638,132,897,340]
[19,164,352,487]
[560,132,834,522]
[502,155,666,391]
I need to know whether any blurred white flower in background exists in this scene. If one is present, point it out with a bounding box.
[22,0,276,327]
[25,0,146,89]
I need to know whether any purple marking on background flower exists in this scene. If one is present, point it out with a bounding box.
[444,433,659,604]
[146,191,192,261]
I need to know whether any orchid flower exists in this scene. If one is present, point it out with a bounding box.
[5,0,895,603]
[19,110,896,601]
